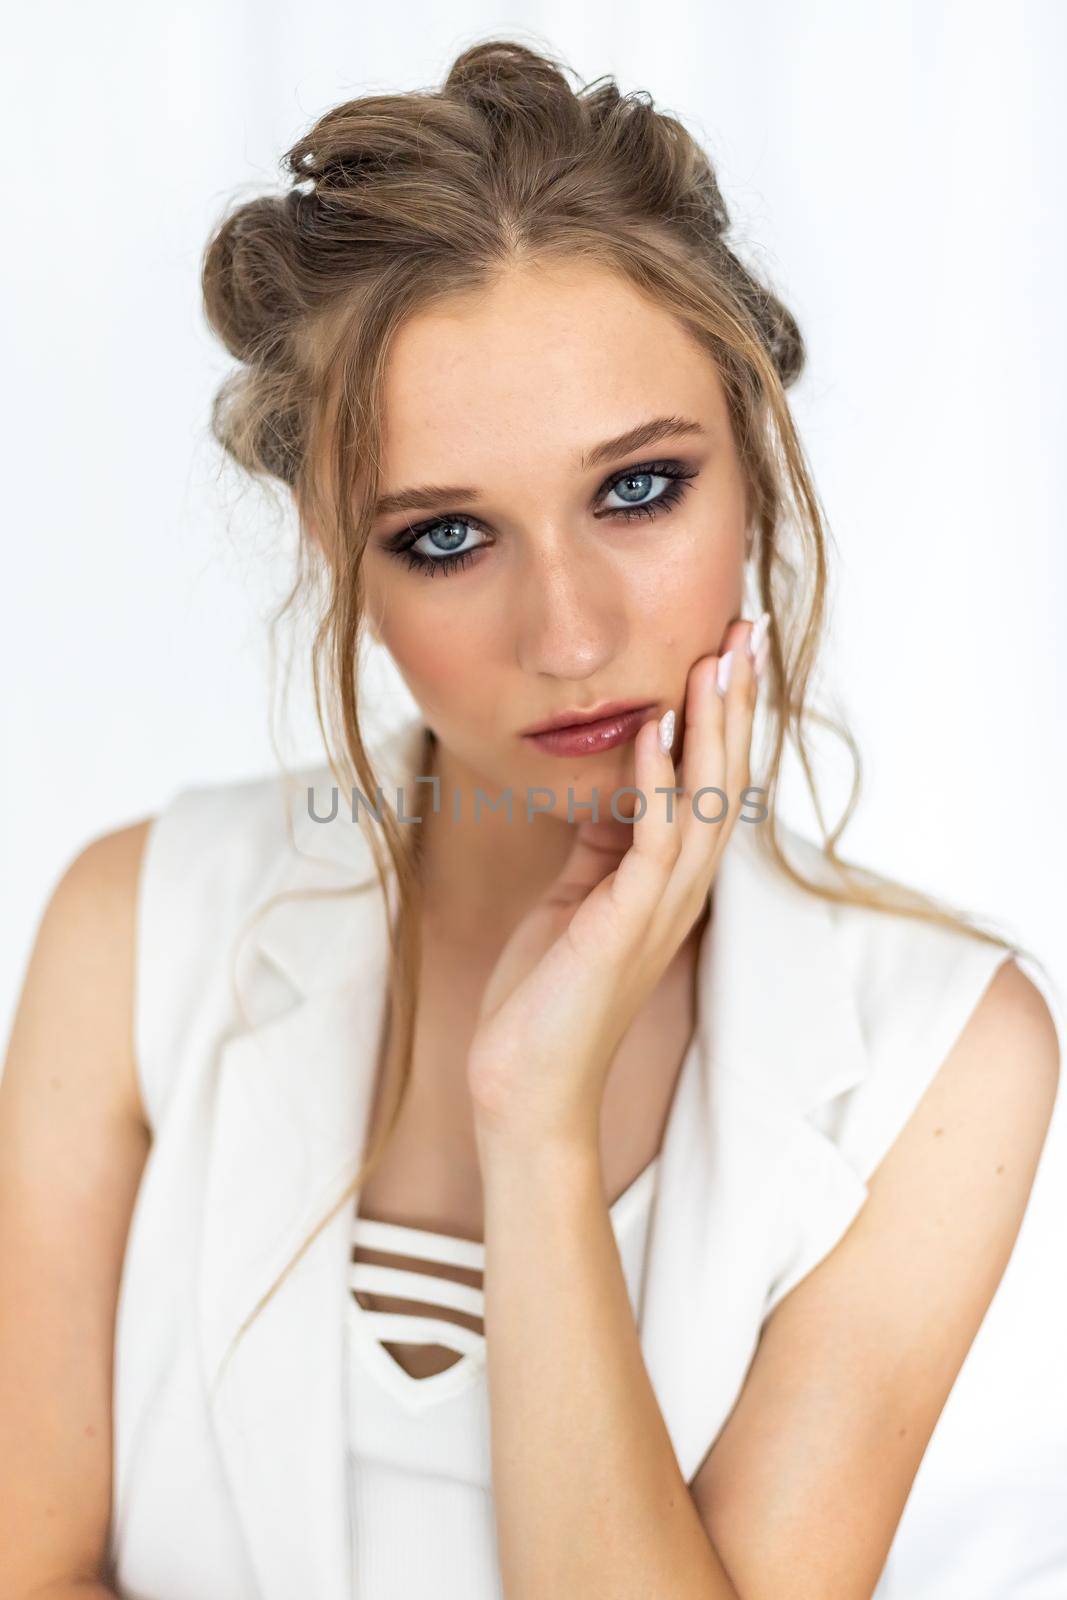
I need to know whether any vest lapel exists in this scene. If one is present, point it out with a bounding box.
[637,817,872,1483]
[197,719,424,1600]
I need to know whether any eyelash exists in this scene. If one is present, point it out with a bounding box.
[381,458,700,578]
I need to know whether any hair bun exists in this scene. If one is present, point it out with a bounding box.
[442,38,584,146]
[201,195,299,364]
[444,39,572,94]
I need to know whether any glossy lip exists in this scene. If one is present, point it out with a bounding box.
[521,703,658,759]
[520,698,655,737]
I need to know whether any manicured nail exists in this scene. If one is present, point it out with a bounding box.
[657,709,675,753]
[716,650,734,696]
[747,610,770,659]
[754,637,770,681]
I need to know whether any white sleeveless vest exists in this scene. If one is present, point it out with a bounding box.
[106,713,1035,1600]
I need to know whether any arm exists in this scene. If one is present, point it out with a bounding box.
[479,1137,737,1598]
[477,957,1059,1600]
[468,640,752,1599]
[689,956,1059,1597]
[0,823,154,1600]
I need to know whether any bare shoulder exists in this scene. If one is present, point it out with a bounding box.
[923,954,1061,1182]
[688,955,1060,1597]
[7,817,158,1132]
[900,952,1061,1258]
[54,814,155,905]
[961,953,1061,1084]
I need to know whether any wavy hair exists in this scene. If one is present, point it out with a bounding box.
[199,37,1030,1377]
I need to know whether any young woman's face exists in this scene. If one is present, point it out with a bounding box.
[361,256,750,807]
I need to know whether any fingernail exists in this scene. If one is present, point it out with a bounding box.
[754,637,770,681]
[747,610,770,659]
[657,709,675,753]
[716,650,734,696]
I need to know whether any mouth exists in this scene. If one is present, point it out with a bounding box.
[520,700,658,758]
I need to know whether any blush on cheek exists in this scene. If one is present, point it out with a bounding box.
[382,615,488,728]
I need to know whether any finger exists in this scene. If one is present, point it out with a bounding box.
[556,707,678,963]
[542,810,631,909]
[720,614,762,831]
[674,651,726,866]
[605,708,681,916]
[675,617,758,887]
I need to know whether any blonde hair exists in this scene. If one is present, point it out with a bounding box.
[199,37,1030,1379]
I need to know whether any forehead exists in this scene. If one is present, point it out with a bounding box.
[377,258,722,479]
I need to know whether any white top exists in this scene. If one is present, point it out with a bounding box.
[345,1154,662,1597]
[105,711,1061,1600]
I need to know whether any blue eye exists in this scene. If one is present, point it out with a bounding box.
[384,457,698,578]
[598,467,687,515]
[379,516,487,579]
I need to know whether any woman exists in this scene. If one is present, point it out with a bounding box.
[1,37,1060,1600]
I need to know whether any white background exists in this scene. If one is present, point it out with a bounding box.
[2,3,1065,1592]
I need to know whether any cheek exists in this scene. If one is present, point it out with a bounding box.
[627,522,742,642]
[374,589,491,710]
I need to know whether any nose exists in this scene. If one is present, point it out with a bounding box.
[512,533,625,681]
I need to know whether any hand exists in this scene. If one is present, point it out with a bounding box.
[467,614,766,1154]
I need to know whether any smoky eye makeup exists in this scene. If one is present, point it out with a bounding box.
[377,456,701,579]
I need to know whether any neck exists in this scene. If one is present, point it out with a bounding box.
[415,729,583,941]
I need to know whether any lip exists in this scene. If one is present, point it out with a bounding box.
[521,699,656,736]
[521,701,658,759]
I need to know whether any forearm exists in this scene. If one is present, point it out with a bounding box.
[479,1137,740,1600]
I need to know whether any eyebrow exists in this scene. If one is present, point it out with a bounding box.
[371,414,707,519]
